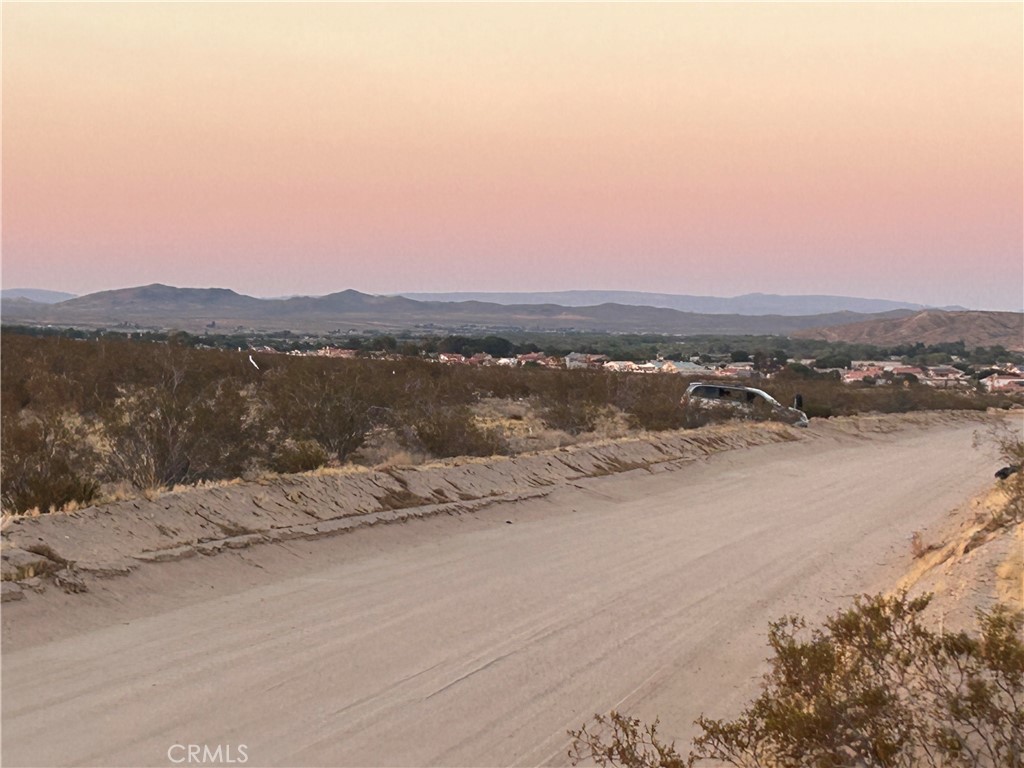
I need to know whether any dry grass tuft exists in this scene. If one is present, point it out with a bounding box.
[910,530,940,559]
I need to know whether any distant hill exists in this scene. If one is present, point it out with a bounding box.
[0,283,923,337]
[396,290,943,316]
[0,288,77,304]
[795,310,1024,351]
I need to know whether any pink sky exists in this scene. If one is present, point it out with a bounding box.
[3,3,1022,310]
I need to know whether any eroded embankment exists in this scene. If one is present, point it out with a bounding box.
[0,410,997,600]
[894,485,1024,629]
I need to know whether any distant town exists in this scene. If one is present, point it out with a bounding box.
[259,344,1024,394]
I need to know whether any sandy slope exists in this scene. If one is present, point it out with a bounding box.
[0,415,1003,767]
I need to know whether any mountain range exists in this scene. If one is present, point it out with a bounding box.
[395,290,960,316]
[1,284,1020,349]
[0,288,77,304]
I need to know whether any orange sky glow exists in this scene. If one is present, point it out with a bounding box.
[3,3,1022,309]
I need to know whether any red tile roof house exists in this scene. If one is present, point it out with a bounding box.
[842,368,885,384]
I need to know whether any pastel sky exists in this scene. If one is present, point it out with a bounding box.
[3,3,1022,310]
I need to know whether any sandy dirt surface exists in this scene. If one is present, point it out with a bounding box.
[0,413,1007,767]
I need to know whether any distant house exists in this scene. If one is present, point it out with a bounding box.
[843,368,884,384]
[666,361,713,375]
[920,365,970,388]
[314,347,358,359]
[603,360,639,373]
[983,374,1024,393]
[517,352,561,367]
[517,352,546,365]
[715,365,755,379]
[565,353,609,370]
[888,366,927,379]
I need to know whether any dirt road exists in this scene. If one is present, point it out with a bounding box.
[1,418,999,767]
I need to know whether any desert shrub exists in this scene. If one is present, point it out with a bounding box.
[397,403,508,458]
[764,378,991,421]
[104,377,256,488]
[535,371,613,435]
[0,410,101,513]
[258,359,385,463]
[571,593,1024,768]
[0,360,103,512]
[269,439,329,474]
[538,397,604,435]
[467,364,543,401]
[613,376,691,431]
[101,343,259,488]
[571,714,684,768]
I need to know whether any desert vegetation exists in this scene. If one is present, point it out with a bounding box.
[570,593,1024,768]
[1,330,1016,515]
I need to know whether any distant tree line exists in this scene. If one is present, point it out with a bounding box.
[5,324,1021,367]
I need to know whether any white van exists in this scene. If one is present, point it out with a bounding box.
[681,382,809,427]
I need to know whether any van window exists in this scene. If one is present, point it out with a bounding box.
[692,386,718,398]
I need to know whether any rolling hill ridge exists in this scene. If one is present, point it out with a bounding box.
[2,285,1019,347]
